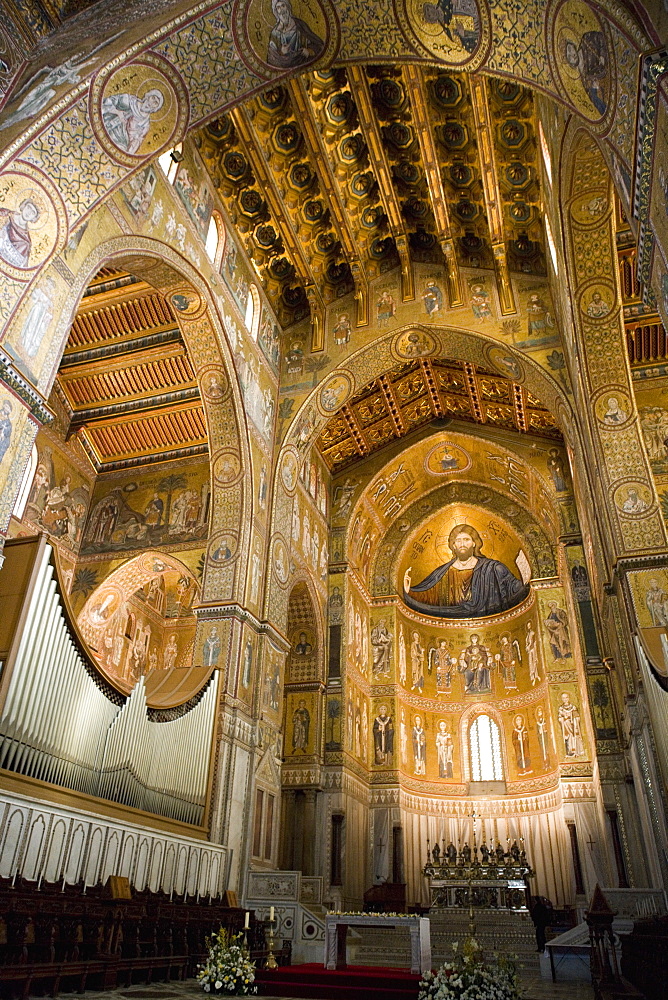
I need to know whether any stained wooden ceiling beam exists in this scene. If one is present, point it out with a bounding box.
[340,403,369,457]
[288,77,369,326]
[404,65,464,309]
[420,359,445,418]
[347,65,414,304]
[231,104,325,348]
[378,373,405,436]
[469,75,517,316]
[463,362,485,424]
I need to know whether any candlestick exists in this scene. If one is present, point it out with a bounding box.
[269,905,274,921]
[244,910,250,929]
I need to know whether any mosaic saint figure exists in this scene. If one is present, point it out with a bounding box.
[646,578,668,626]
[0,198,40,268]
[102,88,164,154]
[535,705,550,765]
[557,692,584,757]
[163,634,178,670]
[19,277,55,359]
[470,282,492,320]
[525,621,541,685]
[621,488,648,514]
[429,639,454,692]
[0,398,13,463]
[266,0,324,69]
[398,625,407,686]
[423,280,443,315]
[421,0,480,54]
[292,699,310,752]
[458,633,492,693]
[512,713,531,773]
[564,30,608,116]
[602,396,628,424]
[294,631,312,655]
[435,720,453,778]
[544,602,571,659]
[202,627,220,667]
[410,630,425,692]
[373,705,394,765]
[526,294,555,339]
[495,633,520,690]
[412,715,426,775]
[333,313,351,345]
[546,448,567,492]
[403,523,529,619]
[371,619,392,677]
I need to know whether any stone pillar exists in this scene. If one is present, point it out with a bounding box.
[303,788,317,876]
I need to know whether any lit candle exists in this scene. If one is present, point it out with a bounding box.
[269,905,274,922]
[244,911,250,929]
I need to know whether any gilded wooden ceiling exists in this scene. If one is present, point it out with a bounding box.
[56,268,206,470]
[316,358,561,471]
[198,67,544,327]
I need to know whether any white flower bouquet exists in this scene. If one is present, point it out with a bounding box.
[419,937,521,1000]
[197,928,258,996]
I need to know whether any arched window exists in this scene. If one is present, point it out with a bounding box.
[205,214,221,264]
[469,714,503,781]
[12,444,37,520]
[157,143,182,183]
[245,284,260,340]
[544,214,559,276]
[538,120,552,187]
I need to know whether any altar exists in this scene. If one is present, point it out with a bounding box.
[324,913,431,975]
[423,839,535,911]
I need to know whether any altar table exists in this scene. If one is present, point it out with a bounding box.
[324,913,431,975]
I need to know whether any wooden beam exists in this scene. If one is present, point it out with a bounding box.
[347,65,414,303]
[404,65,464,309]
[231,105,325,349]
[469,75,517,315]
[288,77,369,326]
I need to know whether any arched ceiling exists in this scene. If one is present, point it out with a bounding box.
[197,67,544,327]
[55,267,207,470]
[316,357,561,471]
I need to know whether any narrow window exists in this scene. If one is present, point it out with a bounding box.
[12,444,37,520]
[470,714,503,781]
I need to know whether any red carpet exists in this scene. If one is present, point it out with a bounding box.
[255,963,421,999]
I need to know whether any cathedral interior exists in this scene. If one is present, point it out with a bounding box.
[1,0,668,995]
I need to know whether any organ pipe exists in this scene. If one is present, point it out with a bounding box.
[0,537,217,826]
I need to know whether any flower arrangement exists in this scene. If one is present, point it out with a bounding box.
[197,928,258,996]
[418,937,521,1000]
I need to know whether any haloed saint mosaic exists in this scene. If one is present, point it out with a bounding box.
[233,0,339,78]
[400,506,531,619]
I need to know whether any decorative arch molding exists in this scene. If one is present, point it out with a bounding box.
[558,122,666,563]
[267,325,576,630]
[285,574,326,686]
[32,233,253,607]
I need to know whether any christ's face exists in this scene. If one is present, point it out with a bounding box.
[453,532,475,559]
